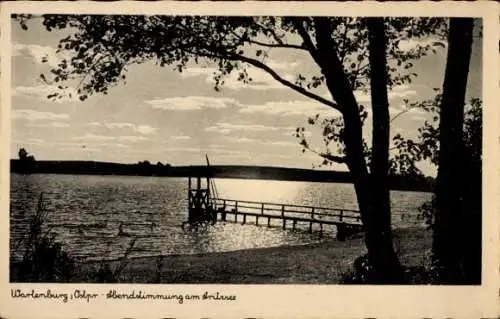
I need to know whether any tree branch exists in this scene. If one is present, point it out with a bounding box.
[301,141,347,164]
[294,19,319,60]
[246,39,306,50]
[389,104,420,123]
[234,54,339,110]
[339,22,350,65]
[254,21,286,45]
[193,47,339,110]
[227,25,306,51]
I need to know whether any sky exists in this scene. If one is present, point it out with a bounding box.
[10,17,483,176]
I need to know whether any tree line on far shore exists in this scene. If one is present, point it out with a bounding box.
[11,152,434,191]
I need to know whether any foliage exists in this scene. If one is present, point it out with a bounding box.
[339,254,374,284]
[18,148,35,161]
[15,16,445,106]
[397,97,482,225]
[339,252,447,284]
[17,148,36,174]
[11,193,75,282]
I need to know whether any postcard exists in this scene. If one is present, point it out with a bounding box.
[1,1,499,318]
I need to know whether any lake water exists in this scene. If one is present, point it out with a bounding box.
[10,173,431,262]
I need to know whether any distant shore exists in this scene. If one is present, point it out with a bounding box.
[72,227,431,284]
[11,160,434,192]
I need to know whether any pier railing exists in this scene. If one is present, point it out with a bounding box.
[212,197,362,228]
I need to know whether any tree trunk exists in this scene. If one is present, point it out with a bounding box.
[365,17,404,282]
[312,17,402,283]
[434,18,474,283]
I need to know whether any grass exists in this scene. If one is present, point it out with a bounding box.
[10,193,134,283]
[10,193,75,282]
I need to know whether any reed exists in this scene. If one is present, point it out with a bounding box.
[11,193,75,282]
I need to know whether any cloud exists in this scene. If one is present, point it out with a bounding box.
[236,87,417,120]
[226,137,256,143]
[136,125,157,135]
[397,37,447,52]
[171,135,192,140]
[85,122,101,127]
[179,67,216,78]
[262,140,298,147]
[205,122,279,134]
[180,62,296,91]
[13,43,70,68]
[13,85,79,103]
[354,85,418,104]
[144,96,240,111]
[70,133,150,143]
[104,122,135,129]
[12,109,70,121]
[51,122,71,128]
[71,133,115,142]
[389,86,418,99]
[28,121,71,128]
[239,100,337,117]
[118,135,150,142]
[265,60,299,70]
[103,122,157,135]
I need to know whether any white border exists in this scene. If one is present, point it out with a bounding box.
[1,2,498,318]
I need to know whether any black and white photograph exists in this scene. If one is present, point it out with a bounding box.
[1,1,499,318]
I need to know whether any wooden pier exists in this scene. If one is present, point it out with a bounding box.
[186,155,364,240]
[211,198,363,240]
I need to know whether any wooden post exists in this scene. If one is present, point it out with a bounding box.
[197,176,201,190]
[281,205,286,229]
[267,217,271,227]
[220,199,227,222]
[243,214,246,225]
[255,216,259,225]
[309,207,315,233]
[339,210,344,222]
[292,219,297,230]
[336,223,346,241]
[261,203,264,215]
[206,176,210,208]
[187,177,192,222]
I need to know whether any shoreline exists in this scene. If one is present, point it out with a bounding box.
[71,226,431,284]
